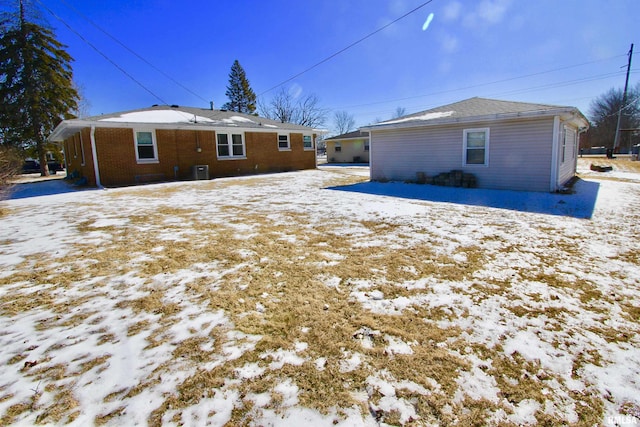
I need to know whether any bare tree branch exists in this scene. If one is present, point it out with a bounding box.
[333,110,355,135]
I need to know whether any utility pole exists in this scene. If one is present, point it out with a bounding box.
[613,43,634,152]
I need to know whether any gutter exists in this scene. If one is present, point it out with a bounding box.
[550,116,561,192]
[361,108,584,132]
[89,125,102,188]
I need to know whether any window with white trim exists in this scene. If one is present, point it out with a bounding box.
[303,134,314,150]
[134,130,158,163]
[364,140,370,151]
[463,128,489,166]
[334,141,342,152]
[217,132,245,158]
[79,132,86,166]
[562,126,576,164]
[278,134,290,150]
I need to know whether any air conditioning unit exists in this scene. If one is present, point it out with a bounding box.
[191,165,209,180]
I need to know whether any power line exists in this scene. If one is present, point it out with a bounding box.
[54,0,209,104]
[258,0,436,96]
[35,0,169,106]
[336,55,627,111]
[347,70,631,124]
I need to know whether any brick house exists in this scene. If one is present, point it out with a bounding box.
[48,105,320,187]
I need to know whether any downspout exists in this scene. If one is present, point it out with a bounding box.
[549,116,560,192]
[368,131,374,181]
[90,125,102,188]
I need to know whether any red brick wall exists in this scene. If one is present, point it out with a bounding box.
[64,127,96,186]
[63,127,317,186]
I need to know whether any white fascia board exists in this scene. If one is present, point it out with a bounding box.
[49,119,315,141]
[361,108,578,132]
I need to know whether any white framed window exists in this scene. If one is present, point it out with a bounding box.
[134,129,158,163]
[73,134,78,158]
[278,133,290,150]
[463,128,489,166]
[217,132,245,158]
[79,132,86,166]
[303,134,314,150]
[562,126,576,164]
[334,141,342,152]
[364,140,370,151]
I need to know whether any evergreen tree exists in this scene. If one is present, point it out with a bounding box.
[222,60,256,114]
[0,0,78,175]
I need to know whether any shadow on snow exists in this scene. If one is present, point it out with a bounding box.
[327,178,600,219]
[5,179,93,200]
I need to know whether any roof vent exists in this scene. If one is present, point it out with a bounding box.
[170,104,179,108]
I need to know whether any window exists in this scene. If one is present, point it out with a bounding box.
[562,127,576,164]
[73,134,78,158]
[217,133,245,158]
[79,133,86,166]
[463,128,489,166]
[334,142,342,152]
[364,141,370,151]
[135,130,158,163]
[278,134,290,150]
[303,134,314,150]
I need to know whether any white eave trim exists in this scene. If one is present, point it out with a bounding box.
[361,108,586,132]
[48,119,319,142]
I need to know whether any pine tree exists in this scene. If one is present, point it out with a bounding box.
[222,60,256,114]
[0,0,78,175]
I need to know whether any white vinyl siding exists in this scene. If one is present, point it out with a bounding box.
[370,117,555,192]
[557,124,578,187]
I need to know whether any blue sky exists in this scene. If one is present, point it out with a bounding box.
[34,0,639,133]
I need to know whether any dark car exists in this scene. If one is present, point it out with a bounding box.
[21,160,65,174]
[47,161,65,173]
[22,160,41,174]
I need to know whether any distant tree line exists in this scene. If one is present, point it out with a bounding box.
[586,83,640,152]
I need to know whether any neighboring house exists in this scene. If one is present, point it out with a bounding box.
[48,105,319,187]
[325,130,370,163]
[360,97,589,192]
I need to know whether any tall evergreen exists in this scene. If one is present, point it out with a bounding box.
[222,60,256,114]
[0,0,78,175]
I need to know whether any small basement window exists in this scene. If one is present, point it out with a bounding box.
[134,130,158,163]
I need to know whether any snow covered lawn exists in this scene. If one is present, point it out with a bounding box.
[1,160,639,426]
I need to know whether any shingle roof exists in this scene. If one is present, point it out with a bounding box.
[325,130,369,141]
[87,105,316,131]
[49,105,320,141]
[362,97,589,130]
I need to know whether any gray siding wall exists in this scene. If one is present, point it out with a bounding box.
[370,117,556,192]
[557,123,579,188]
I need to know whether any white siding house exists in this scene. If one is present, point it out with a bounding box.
[361,97,589,192]
[325,130,370,163]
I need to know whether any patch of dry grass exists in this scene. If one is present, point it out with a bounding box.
[578,157,640,174]
[3,170,636,425]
